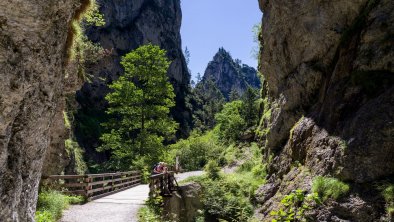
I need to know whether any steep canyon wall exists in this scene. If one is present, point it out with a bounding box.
[0,0,82,220]
[257,0,394,220]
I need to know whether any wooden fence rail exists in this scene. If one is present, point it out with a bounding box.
[149,171,178,197]
[43,171,142,201]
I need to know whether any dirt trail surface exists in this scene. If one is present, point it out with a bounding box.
[60,171,204,222]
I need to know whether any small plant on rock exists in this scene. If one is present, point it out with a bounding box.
[270,189,320,222]
[312,176,349,202]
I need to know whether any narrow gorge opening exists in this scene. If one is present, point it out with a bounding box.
[1,0,393,221]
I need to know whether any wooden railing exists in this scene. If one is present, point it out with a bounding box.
[149,171,179,197]
[44,171,142,201]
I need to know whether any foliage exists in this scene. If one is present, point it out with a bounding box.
[65,139,88,175]
[35,190,84,222]
[241,87,259,127]
[236,143,266,178]
[380,183,394,217]
[98,44,177,170]
[215,100,246,142]
[83,0,105,27]
[270,190,320,222]
[63,111,71,129]
[383,184,394,203]
[190,77,226,131]
[182,143,266,222]
[188,173,255,222]
[312,176,350,202]
[138,206,161,222]
[167,130,225,171]
[229,89,240,101]
[251,23,262,60]
[205,160,221,180]
[222,143,242,166]
[138,190,164,222]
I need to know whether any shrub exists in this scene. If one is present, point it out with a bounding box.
[205,160,221,180]
[270,189,320,222]
[383,184,394,203]
[138,206,161,222]
[168,130,225,171]
[215,100,247,142]
[201,177,253,221]
[381,184,394,217]
[35,190,84,222]
[312,176,349,201]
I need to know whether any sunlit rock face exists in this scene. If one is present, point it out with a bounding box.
[200,48,260,100]
[76,0,191,158]
[257,0,394,220]
[0,0,80,220]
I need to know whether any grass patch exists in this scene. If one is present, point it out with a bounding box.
[35,190,84,222]
[138,206,161,222]
[312,176,350,202]
[289,116,304,141]
[381,184,394,217]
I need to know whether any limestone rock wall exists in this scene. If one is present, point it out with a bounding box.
[163,182,203,222]
[0,0,81,220]
[257,0,394,220]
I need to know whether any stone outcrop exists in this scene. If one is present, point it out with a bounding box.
[200,48,260,100]
[75,0,191,161]
[257,0,394,220]
[163,182,203,222]
[0,0,82,220]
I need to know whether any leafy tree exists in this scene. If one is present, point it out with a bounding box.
[98,44,178,169]
[196,72,202,83]
[191,77,225,131]
[241,86,259,127]
[184,47,191,65]
[215,100,246,142]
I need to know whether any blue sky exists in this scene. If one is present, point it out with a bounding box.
[180,0,262,82]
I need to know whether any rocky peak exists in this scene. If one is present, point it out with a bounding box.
[200,48,260,100]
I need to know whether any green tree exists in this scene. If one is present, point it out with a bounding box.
[98,44,178,169]
[229,88,240,101]
[241,86,259,127]
[215,100,246,142]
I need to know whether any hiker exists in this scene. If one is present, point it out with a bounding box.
[152,162,164,174]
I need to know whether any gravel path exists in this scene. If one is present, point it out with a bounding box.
[60,171,204,222]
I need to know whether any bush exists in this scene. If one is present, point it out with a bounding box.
[201,176,253,221]
[35,190,84,222]
[168,131,225,171]
[205,160,221,180]
[215,100,246,143]
[383,184,394,203]
[381,184,394,217]
[312,176,350,201]
[270,189,320,222]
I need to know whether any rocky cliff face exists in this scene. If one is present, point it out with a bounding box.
[200,48,260,100]
[257,0,394,220]
[0,0,81,220]
[75,0,191,159]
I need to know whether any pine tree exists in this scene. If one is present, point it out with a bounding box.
[241,86,259,127]
[98,44,178,169]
